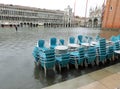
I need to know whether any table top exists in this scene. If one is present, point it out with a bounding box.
[81,43,94,47]
[91,41,98,45]
[114,50,120,54]
[55,45,68,50]
[68,44,80,48]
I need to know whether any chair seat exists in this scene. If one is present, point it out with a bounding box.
[70,51,79,57]
[39,47,49,51]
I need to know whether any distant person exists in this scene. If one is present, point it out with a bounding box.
[14,25,18,31]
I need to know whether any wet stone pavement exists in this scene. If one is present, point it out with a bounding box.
[0,27,117,89]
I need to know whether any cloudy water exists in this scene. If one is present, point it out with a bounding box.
[0,27,100,89]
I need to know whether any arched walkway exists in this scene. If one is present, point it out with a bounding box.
[94,18,98,27]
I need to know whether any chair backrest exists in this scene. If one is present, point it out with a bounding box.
[107,46,113,53]
[44,49,55,60]
[78,47,84,58]
[110,36,118,42]
[99,38,106,54]
[86,47,96,63]
[114,42,120,50]
[69,36,75,44]
[87,47,96,57]
[50,37,57,46]
[88,37,93,43]
[61,53,69,60]
[32,46,39,62]
[38,40,45,48]
[98,38,107,61]
[59,39,64,45]
[40,49,55,69]
[77,35,83,44]
[117,34,120,40]
[95,34,100,41]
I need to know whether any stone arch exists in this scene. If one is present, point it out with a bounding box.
[94,18,98,27]
[88,19,92,27]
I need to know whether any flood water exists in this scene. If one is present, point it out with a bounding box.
[0,27,117,89]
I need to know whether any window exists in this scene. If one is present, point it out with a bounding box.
[110,6,112,11]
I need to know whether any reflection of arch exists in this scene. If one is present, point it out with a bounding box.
[88,19,92,27]
[94,18,98,27]
[27,23,29,26]
[24,23,26,25]
[20,23,23,27]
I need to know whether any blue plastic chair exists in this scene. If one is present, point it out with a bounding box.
[32,46,40,62]
[50,37,57,49]
[56,53,70,72]
[70,47,85,69]
[117,34,120,40]
[39,49,55,77]
[110,36,118,43]
[95,34,100,41]
[106,46,114,61]
[59,39,64,45]
[38,39,48,51]
[77,35,83,45]
[85,47,96,67]
[113,42,120,59]
[88,36,93,43]
[69,36,75,44]
[114,42,120,51]
[97,38,107,64]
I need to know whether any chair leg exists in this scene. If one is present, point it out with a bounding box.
[81,62,83,67]
[96,56,99,66]
[75,60,78,69]
[102,60,105,64]
[91,62,94,66]
[112,54,115,61]
[67,64,69,70]
[58,64,61,72]
[85,59,88,67]
[104,59,107,63]
[53,66,56,73]
[44,67,47,77]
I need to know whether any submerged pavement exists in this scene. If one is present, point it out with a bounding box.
[1,27,117,89]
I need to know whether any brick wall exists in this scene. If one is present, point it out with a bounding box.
[102,0,120,29]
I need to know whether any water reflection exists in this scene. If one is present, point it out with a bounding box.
[0,27,102,89]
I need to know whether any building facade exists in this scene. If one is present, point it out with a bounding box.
[88,7,102,28]
[102,0,120,29]
[0,4,74,27]
[64,5,74,27]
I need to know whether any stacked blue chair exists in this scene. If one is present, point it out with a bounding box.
[106,46,114,61]
[113,41,120,59]
[85,47,96,67]
[98,38,107,64]
[95,34,100,41]
[88,37,93,43]
[56,53,70,72]
[110,36,118,43]
[59,39,64,45]
[70,47,85,69]
[39,49,56,77]
[50,37,57,49]
[32,46,40,62]
[69,36,75,44]
[114,41,120,50]
[77,35,83,45]
[117,34,120,40]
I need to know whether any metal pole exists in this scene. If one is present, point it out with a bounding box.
[74,0,76,27]
[84,0,88,27]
